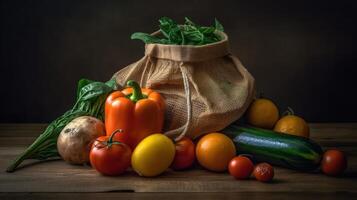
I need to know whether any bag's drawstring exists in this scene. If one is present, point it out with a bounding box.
[140,57,192,141]
[164,65,192,142]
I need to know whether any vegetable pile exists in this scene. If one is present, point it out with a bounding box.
[6,17,348,182]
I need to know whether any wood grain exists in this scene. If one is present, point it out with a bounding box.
[0,123,356,198]
[1,192,357,200]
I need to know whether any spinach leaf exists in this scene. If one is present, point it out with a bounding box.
[158,17,176,39]
[215,18,224,32]
[105,78,119,89]
[76,79,94,100]
[76,81,112,102]
[131,32,169,44]
[184,17,196,26]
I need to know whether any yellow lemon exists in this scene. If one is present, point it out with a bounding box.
[131,134,175,177]
[274,115,310,138]
[246,98,279,129]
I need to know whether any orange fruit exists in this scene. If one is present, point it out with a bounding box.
[196,133,236,172]
[274,115,310,138]
[246,98,279,129]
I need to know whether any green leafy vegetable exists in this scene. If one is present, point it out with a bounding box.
[131,33,169,44]
[6,78,118,172]
[214,18,224,32]
[131,17,225,45]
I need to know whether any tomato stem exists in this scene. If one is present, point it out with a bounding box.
[108,129,123,144]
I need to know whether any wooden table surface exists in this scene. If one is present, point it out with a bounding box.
[0,123,356,200]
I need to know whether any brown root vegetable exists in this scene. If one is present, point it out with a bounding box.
[57,116,105,164]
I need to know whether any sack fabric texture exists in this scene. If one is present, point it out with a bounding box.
[113,31,255,141]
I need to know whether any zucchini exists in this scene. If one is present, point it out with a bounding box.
[222,125,323,171]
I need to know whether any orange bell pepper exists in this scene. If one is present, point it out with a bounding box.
[105,80,165,149]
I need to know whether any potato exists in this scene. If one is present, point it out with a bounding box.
[57,116,105,164]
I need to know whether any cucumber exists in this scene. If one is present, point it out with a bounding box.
[222,125,323,171]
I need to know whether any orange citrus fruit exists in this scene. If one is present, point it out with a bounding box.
[196,133,236,172]
[274,115,310,138]
[246,98,279,129]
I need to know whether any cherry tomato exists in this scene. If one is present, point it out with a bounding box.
[321,149,347,176]
[228,156,254,179]
[253,163,274,182]
[90,130,132,176]
[171,137,195,170]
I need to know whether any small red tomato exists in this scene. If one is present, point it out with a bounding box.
[228,156,254,179]
[171,137,195,170]
[253,163,274,182]
[90,130,132,176]
[321,149,347,176]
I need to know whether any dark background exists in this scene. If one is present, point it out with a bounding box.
[1,0,357,123]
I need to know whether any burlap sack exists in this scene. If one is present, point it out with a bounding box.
[114,31,255,140]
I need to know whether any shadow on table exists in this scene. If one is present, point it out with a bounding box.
[5,157,61,172]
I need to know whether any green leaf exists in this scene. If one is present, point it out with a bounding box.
[105,78,118,89]
[76,79,94,100]
[203,37,219,44]
[184,30,203,43]
[77,82,112,102]
[131,32,168,44]
[159,17,177,39]
[215,18,224,32]
[199,26,215,35]
[184,17,196,26]
[158,17,182,44]
[168,26,183,44]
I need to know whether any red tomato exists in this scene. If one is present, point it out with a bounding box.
[253,163,274,182]
[171,137,195,170]
[321,149,347,176]
[228,156,254,179]
[90,130,132,176]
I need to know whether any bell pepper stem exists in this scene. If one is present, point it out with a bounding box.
[127,80,144,102]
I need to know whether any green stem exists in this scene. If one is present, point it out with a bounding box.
[6,134,48,172]
[283,107,295,116]
[108,129,123,144]
[127,80,144,102]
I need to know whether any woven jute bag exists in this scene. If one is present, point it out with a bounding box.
[113,31,255,141]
